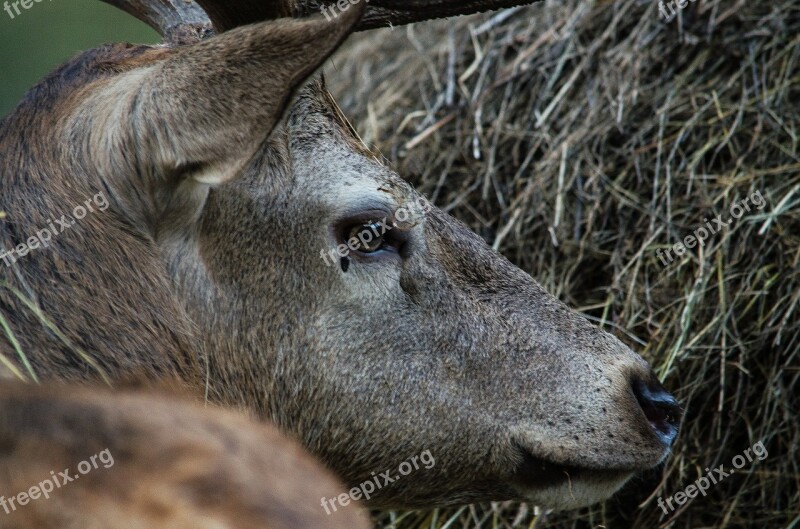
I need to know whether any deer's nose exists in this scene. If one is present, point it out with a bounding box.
[631,377,681,446]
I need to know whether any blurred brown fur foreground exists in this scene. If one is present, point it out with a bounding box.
[0,383,371,529]
[330,0,799,527]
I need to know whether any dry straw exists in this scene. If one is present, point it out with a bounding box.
[331,0,799,527]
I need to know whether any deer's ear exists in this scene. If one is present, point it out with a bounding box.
[123,5,364,186]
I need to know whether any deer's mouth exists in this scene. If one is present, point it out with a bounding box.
[511,446,636,509]
[513,448,633,488]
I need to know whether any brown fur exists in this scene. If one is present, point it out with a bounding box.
[0,3,679,517]
[0,382,371,529]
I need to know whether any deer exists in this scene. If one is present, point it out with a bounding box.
[0,381,373,529]
[0,0,682,526]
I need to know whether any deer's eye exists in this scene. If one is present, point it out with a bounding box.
[346,222,386,253]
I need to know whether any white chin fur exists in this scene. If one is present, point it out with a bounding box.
[522,473,633,511]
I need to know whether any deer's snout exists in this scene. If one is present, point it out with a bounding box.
[630,376,682,447]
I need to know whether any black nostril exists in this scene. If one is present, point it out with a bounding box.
[631,378,682,445]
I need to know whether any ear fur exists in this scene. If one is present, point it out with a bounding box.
[116,3,366,186]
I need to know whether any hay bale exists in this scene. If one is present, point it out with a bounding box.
[329,0,799,527]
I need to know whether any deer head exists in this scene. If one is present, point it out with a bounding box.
[0,0,681,511]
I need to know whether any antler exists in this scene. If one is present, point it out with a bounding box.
[197,0,544,32]
[103,0,542,39]
[193,0,288,33]
[100,0,292,39]
[100,0,213,43]
[341,0,542,31]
